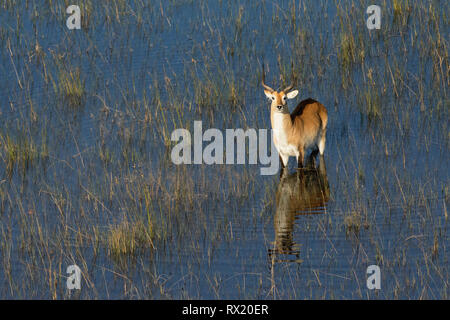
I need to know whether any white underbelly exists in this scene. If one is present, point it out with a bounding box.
[273,138,298,156]
[272,114,300,157]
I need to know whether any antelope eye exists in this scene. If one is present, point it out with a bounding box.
[271,97,275,100]
[283,96,287,100]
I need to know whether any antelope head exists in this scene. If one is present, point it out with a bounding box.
[262,80,298,114]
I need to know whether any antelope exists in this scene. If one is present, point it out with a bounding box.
[262,77,328,170]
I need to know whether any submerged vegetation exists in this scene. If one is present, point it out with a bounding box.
[57,67,85,106]
[0,0,448,299]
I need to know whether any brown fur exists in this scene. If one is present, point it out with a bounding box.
[265,89,328,168]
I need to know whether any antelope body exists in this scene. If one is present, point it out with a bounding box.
[262,80,328,169]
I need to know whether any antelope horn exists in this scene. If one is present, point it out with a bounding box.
[261,63,274,92]
[283,84,293,92]
[262,80,275,93]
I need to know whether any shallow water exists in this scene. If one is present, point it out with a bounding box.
[0,0,448,299]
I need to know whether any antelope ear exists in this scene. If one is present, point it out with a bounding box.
[286,90,298,99]
[264,90,274,100]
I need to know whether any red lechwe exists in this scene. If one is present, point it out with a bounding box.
[262,77,328,169]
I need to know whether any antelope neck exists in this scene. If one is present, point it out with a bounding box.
[271,110,295,136]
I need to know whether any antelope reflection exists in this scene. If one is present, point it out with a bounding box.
[269,156,330,263]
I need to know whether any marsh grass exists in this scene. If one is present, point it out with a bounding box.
[338,33,356,68]
[57,67,85,107]
[393,0,412,28]
[0,132,44,177]
[0,0,447,299]
[107,219,154,258]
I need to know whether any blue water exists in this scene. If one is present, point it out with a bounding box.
[0,0,448,299]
